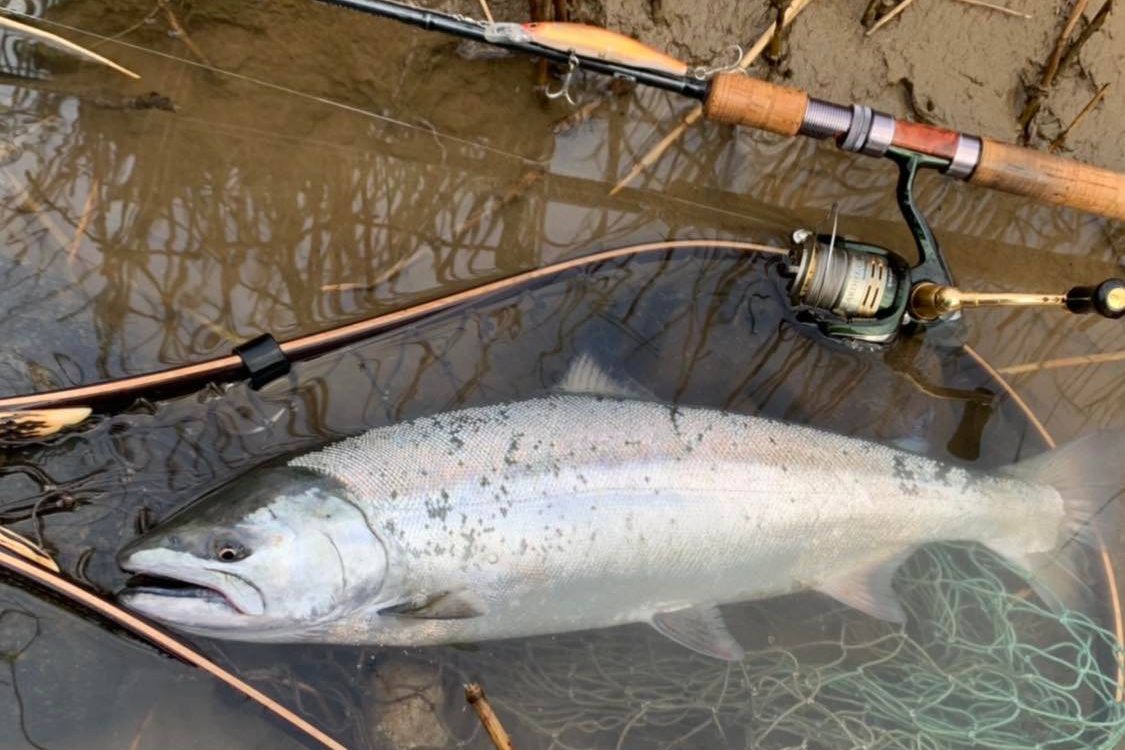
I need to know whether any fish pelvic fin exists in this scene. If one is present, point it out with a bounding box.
[378,590,486,620]
[556,354,654,400]
[651,604,745,661]
[816,547,914,624]
[998,430,1125,615]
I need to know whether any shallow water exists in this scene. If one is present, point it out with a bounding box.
[0,1,1123,749]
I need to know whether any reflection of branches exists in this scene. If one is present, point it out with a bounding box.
[0,607,48,750]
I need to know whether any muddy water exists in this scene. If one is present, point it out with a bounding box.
[0,1,1123,749]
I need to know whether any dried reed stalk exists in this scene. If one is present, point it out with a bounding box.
[465,683,516,749]
[0,15,139,78]
[1018,0,1088,130]
[951,0,1032,18]
[865,0,921,34]
[158,0,213,67]
[67,176,100,265]
[1048,83,1109,152]
[0,407,91,440]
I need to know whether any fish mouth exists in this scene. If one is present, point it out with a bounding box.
[117,548,266,618]
[121,573,245,615]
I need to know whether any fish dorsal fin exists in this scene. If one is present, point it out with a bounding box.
[556,354,652,400]
[651,605,745,661]
[816,549,913,623]
[379,590,486,620]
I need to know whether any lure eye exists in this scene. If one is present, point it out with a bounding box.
[212,538,249,563]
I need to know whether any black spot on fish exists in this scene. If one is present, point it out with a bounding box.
[425,496,452,521]
[892,455,916,482]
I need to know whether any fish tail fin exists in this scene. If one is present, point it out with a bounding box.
[1002,431,1124,614]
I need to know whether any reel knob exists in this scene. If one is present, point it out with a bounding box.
[1065,278,1125,319]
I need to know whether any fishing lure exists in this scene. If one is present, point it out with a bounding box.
[485,21,689,78]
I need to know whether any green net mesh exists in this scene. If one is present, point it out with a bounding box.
[459,543,1125,750]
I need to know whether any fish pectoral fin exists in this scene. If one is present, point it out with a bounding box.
[650,605,745,661]
[556,354,654,400]
[378,590,486,620]
[816,549,914,624]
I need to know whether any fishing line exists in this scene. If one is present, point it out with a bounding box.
[1,9,803,231]
[0,7,543,165]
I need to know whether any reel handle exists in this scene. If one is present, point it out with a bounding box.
[704,74,1125,221]
[909,278,1125,321]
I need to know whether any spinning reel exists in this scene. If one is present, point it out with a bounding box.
[781,149,1125,345]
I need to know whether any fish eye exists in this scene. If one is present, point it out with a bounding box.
[212,537,250,563]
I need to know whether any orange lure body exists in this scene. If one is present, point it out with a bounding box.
[522,22,688,77]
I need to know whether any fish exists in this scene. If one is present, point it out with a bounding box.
[117,357,1121,659]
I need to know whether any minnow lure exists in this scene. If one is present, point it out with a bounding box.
[484,21,689,77]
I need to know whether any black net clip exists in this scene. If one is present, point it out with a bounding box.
[233,334,291,389]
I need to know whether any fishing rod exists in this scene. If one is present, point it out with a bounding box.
[317,0,1125,222]
[0,3,1122,434]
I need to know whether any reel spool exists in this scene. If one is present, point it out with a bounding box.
[786,228,899,319]
[780,207,912,345]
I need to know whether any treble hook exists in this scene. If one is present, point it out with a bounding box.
[545,53,580,106]
[689,44,745,80]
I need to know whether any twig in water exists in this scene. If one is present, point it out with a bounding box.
[609,0,816,196]
[0,15,140,78]
[158,0,212,67]
[997,347,1125,375]
[0,408,91,441]
[126,706,156,750]
[865,0,921,35]
[1048,82,1108,152]
[454,169,544,237]
[951,0,1032,18]
[0,527,58,572]
[67,176,100,265]
[1017,0,1088,133]
[320,246,428,293]
[465,683,515,750]
[477,0,495,23]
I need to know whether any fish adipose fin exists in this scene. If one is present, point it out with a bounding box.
[379,590,486,620]
[816,548,914,623]
[998,430,1125,614]
[651,604,745,661]
[556,354,654,400]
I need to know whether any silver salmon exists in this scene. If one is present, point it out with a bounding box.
[117,357,1119,659]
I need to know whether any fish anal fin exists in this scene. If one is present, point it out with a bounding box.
[651,604,744,661]
[379,591,485,620]
[556,354,653,400]
[816,549,913,624]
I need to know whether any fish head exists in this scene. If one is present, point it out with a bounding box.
[117,465,386,640]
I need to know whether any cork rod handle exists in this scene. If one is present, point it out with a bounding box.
[704,73,808,136]
[970,139,1125,221]
[703,74,1125,221]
